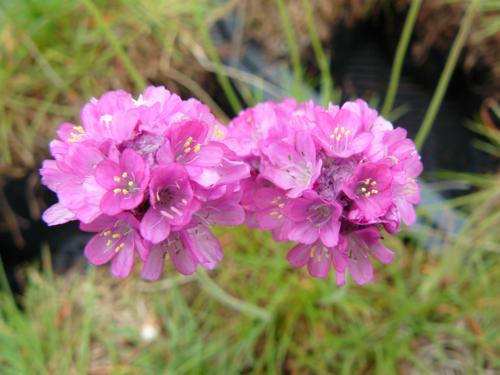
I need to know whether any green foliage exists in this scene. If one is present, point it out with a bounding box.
[1,220,499,374]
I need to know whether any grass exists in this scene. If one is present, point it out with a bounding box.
[1,0,500,374]
[1,216,499,374]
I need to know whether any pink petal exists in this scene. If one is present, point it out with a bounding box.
[307,250,331,279]
[42,204,76,226]
[156,140,175,164]
[189,144,223,167]
[287,221,319,244]
[140,208,170,244]
[348,248,373,285]
[256,209,284,230]
[120,149,147,183]
[287,243,309,268]
[84,232,117,265]
[319,219,340,247]
[370,242,395,264]
[100,190,124,216]
[350,132,373,154]
[95,160,121,189]
[140,245,165,281]
[110,109,138,142]
[170,247,197,275]
[183,225,223,270]
[110,243,135,278]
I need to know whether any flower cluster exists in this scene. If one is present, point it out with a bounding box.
[41,86,422,285]
[226,99,422,285]
[40,86,249,279]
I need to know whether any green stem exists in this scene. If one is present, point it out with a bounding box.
[381,0,422,117]
[301,0,335,104]
[275,0,303,100]
[197,14,243,114]
[415,0,480,151]
[196,268,272,322]
[81,0,146,90]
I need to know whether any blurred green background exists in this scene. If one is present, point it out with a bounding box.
[0,0,499,374]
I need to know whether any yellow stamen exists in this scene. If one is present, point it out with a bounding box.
[184,147,191,153]
[122,189,129,195]
[193,144,201,153]
[121,172,128,178]
[371,181,377,186]
[111,233,121,239]
[103,230,112,236]
[113,188,122,194]
[183,136,193,148]
[371,189,378,194]
[114,177,121,183]
[128,181,134,187]
[73,126,84,133]
[277,214,284,220]
[336,134,341,142]
[361,187,367,193]
[214,129,224,138]
[278,203,285,209]
[114,243,125,253]
[106,239,113,246]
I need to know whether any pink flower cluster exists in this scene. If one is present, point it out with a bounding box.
[225,99,422,285]
[40,86,249,279]
[41,86,422,285]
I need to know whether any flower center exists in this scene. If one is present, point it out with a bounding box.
[67,126,85,143]
[113,171,138,195]
[307,203,332,226]
[102,225,129,253]
[356,178,378,198]
[329,126,351,152]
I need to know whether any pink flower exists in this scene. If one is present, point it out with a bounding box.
[82,214,148,278]
[141,223,223,280]
[140,164,198,244]
[344,228,395,285]
[260,130,322,198]
[287,192,342,247]
[81,90,139,143]
[287,237,347,283]
[96,149,150,216]
[343,162,393,222]
[313,102,373,158]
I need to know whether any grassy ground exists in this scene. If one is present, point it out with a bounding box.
[0,0,499,374]
[1,216,499,374]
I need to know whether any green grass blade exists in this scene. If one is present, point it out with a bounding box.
[415,0,481,150]
[381,0,422,117]
[80,0,146,91]
[275,0,303,100]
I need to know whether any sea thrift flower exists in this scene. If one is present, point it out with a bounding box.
[228,98,422,285]
[40,86,249,279]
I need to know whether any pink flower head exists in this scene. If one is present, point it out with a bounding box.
[96,149,150,216]
[229,98,422,286]
[40,86,248,279]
